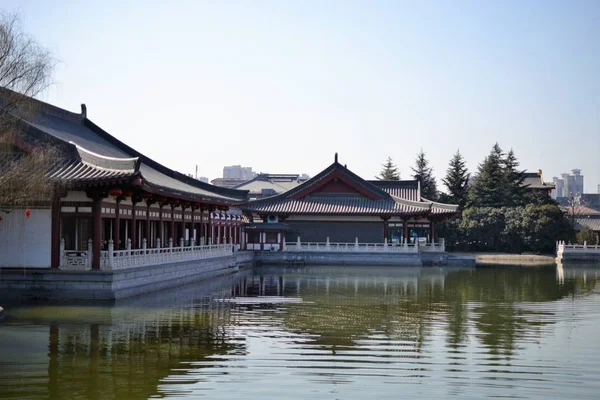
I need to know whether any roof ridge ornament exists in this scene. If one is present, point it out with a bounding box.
[81,104,87,119]
[334,152,338,163]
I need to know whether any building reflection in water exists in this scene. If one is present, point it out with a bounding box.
[0,265,598,399]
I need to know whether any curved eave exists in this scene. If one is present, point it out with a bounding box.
[138,181,246,206]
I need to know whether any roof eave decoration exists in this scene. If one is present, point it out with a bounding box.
[275,157,391,202]
[81,117,249,202]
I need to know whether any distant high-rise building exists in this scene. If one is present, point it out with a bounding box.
[198,176,209,184]
[552,169,584,199]
[552,176,564,200]
[223,165,255,180]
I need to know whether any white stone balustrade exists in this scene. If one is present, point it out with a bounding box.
[101,241,233,270]
[60,238,234,271]
[556,240,600,255]
[59,238,92,270]
[282,237,446,253]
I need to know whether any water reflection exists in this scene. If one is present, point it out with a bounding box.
[0,265,599,399]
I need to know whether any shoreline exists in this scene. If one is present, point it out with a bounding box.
[451,252,556,266]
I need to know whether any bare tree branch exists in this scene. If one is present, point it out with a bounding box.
[0,11,57,209]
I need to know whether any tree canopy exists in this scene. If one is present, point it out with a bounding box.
[441,150,469,207]
[377,156,400,180]
[411,149,438,200]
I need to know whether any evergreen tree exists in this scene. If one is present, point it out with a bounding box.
[412,149,438,200]
[468,143,507,207]
[441,150,470,208]
[377,157,400,180]
[503,149,527,206]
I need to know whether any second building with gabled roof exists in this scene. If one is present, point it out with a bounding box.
[242,154,459,250]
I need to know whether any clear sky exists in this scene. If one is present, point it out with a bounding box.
[4,0,600,191]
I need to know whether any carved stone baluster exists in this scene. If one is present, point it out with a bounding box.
[107,240,114,269]
[59,238,65,268]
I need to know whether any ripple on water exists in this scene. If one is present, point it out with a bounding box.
[2,266,600,399]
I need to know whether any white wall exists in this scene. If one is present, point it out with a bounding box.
[0,208,52,268]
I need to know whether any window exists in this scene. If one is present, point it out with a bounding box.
[265,232,278,243]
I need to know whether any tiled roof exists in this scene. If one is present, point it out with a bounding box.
[244,160,459,217]
[48,145,137,182]
[233,174,302,194]
[6,93,248,203]
[523,171,554,190]
[245,195,432,216]
[576,218,600,232]
[562,205,600,216]
[369,180,420,201]
[244,222,292,231]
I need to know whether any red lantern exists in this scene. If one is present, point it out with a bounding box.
[415,215,422,221]
[122,191,133,198]
[170,199,180,206]
[108,188,123,197]
[141,193,153,200]
[0,216,3,223]
[25,209,31,219]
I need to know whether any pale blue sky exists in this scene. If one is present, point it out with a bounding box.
[4,0,600,191]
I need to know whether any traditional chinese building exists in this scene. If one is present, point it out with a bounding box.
[0,95,248,270]
[232,173,308,199]
[523,170,554,195]
[242,154,459,250]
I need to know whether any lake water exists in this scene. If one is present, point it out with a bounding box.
[1,264,600,399]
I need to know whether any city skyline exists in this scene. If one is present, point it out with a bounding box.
[3,0,599,190]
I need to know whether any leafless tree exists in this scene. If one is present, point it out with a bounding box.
[0,11,57,210]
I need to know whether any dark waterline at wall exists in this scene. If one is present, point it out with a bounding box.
[1,264,599,399]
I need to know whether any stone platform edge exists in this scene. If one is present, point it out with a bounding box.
[0,252,254,300]
[255,251,475,267]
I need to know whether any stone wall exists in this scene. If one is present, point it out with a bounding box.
[284,221,384,243]
[256,251,422,266]
[0,208,51,268]
[0,252,255,300]
[557,252,600,263]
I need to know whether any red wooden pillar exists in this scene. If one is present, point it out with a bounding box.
[113,198,121,250]
[190,207,195,245]
[180,205,187,245]
[50,196,61,268]
[158,203,164,244]
[170,205,176,243]
[207,209,213,244]
[130,200,138,249]
[199,206,205,244]
[92,195,102,270]
[429,220,435,243]
[144,199,154,247]
[279,230,283,251]
[403,217,409,243]
[381,216,390,243]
